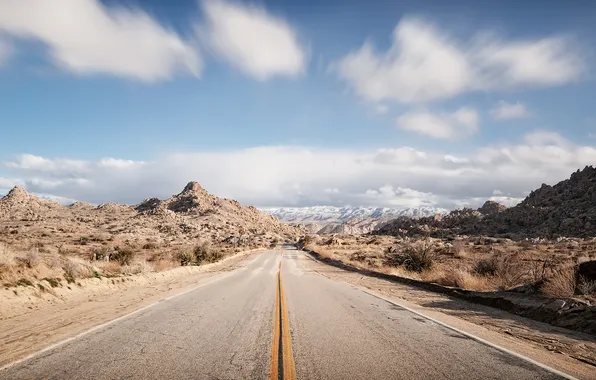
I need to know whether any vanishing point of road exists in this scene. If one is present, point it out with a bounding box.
[0,248,569,379]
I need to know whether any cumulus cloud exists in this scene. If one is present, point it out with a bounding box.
[491,101,532,120]
[0,0,201,81]
[396,107,479,139]
[199,0,306,80]
[0,37,11,64]
[3,132,595,210]
[334,17,585,104]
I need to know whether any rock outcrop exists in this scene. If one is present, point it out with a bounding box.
[377,166,596,239]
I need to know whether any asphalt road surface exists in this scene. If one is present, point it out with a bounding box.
[0,249,567,380]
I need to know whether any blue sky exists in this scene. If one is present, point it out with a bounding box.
[0,0,595,208]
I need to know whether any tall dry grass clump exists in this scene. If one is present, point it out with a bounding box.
[62,257,94,282]
[541,267,576,298]
[384,240,435,272]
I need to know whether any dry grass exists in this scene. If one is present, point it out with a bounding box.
[578,277,596,295]
[383,240,435,272]
[304,234,595,299]
[62,257,94,282]
[428,267,492,291]
[120,260,154,275]
[541,267,576,298]
[452,240,468,259]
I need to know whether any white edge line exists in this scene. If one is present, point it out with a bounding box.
[302,251,577,380]
[0,251,264,373]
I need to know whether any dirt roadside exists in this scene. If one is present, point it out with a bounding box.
[301,251,596,380]
[0,249,264,369]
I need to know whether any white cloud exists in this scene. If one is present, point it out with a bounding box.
[491,100,532,120]
[396,107,479,139]
[199,0,306,80]
[3,131,596,210]
[375,104,389,114]
[0,37,11,64]
[334,17,584,104]
[0,0,201,81]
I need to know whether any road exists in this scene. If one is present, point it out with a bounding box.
[0,248,567,380]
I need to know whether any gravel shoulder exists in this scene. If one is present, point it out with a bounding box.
[0,249,264,369]
[301,251,596,380]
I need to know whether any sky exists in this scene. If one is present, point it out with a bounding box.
[0,0,595,209]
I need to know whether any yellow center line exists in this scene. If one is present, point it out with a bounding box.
[270,253,296,380]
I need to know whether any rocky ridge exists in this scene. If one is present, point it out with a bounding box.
[0,182,300,248]
[377,166,596,239]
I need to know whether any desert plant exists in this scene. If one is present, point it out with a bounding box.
[112,247,135,266]
[16,249,41,269]
[193,241,222,263]
[42,277,61,288]
[63,258,93,282]
[452,240,467,258]
[384,241,434,272]
[142,242,157,250]
[541,267,576,298]
[16,278,33,287]
[177,251,195,266]
[577,276,596,295]
[92,248,109,261]
[473,257,500,276]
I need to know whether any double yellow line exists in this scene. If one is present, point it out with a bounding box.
[270,255,296,380]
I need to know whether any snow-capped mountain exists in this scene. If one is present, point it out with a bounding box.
[264,206,448,224]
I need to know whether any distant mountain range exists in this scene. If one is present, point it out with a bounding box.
[264,206,448,224]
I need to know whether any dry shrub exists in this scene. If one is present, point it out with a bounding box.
[0,243,16,269]
[17,249,41,268]
[63,257,93,282]
[541,267,576,298]
[177,250,195,266]
[473,254,527,290]
[577,276,596,295]
[120,261,154,275]
[384,240,434,272]
[313,247,334,260]
[94,260,122,277]
[112,247,135,266]
[432,267,493,291]
[194,241,223,263]
[350,251,367,262]
[153,260,175,272]
[474,257,499,276]
[452,240,468,259]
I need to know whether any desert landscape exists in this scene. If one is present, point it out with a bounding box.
[0,181,300,318]
[1,169,596,378]
[299,167,596,337]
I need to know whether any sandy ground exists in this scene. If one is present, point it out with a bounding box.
[301,252,596,380]
[0,249,264,368]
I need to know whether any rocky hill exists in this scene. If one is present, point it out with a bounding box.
[377,166,596,239]
[0,182,300,252]
[470,166,596,238]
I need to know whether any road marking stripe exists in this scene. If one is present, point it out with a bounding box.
[280,273,297,380]
[270,254,297,380]
[270,270,281,380]
[302,251,577,380]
